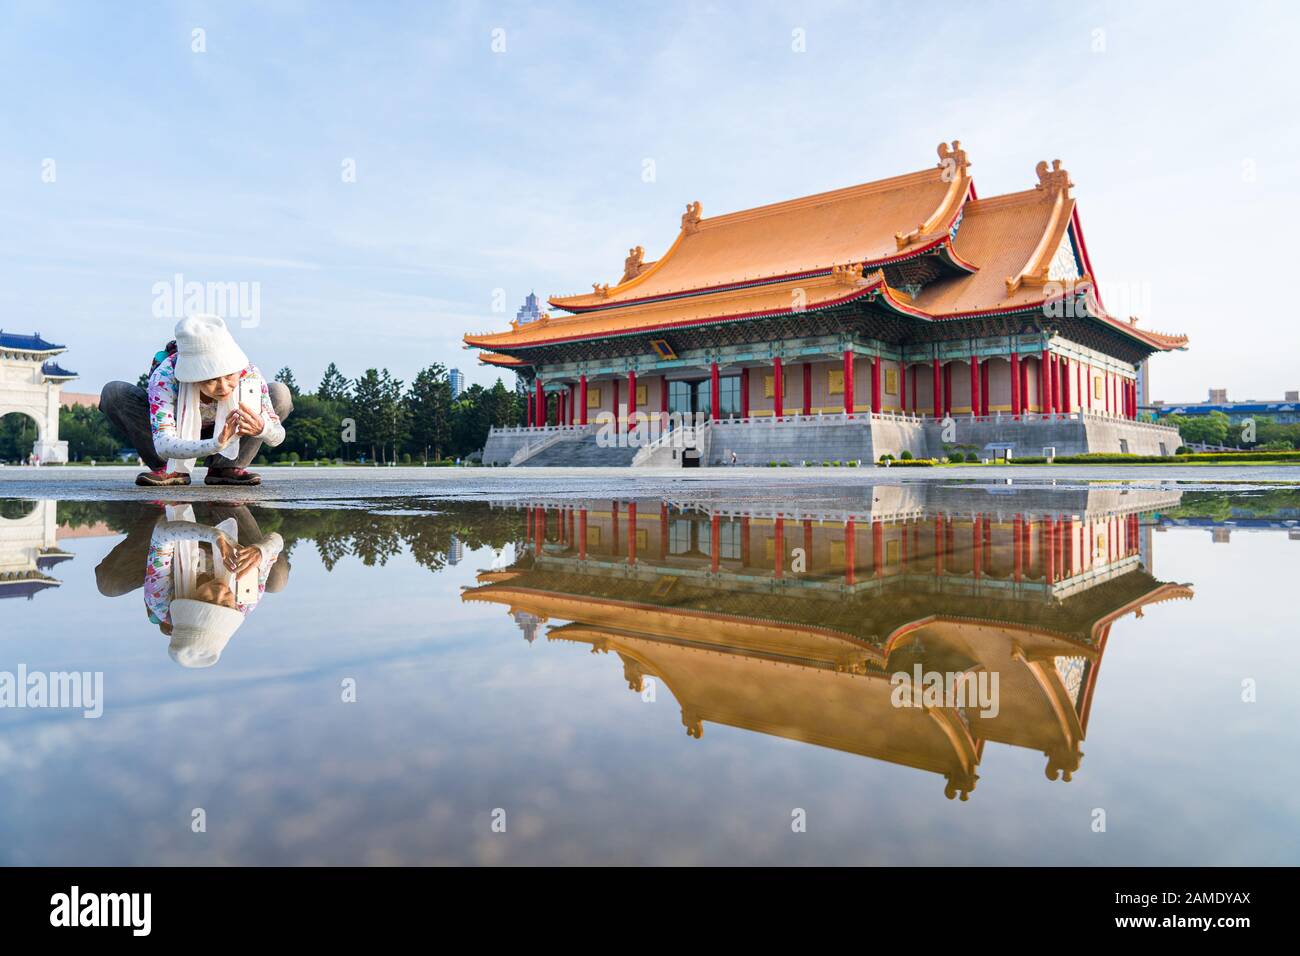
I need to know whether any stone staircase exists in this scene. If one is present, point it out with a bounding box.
[516,433,641,467]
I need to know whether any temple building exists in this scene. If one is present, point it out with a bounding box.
[462,487,1193,798]
[0,331,77,463]
[467,143,1187,465]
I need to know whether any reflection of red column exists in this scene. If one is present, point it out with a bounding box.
[934,514,945,576]
[872,520,884,578]
[972,516,982,579]
[932,358,942,418]
[774,517,784,579]
[627,502,637,564]
[802,362,812,415]
[844,519,856,585]
[773,358,784,418]
[579,374,588,426]
[710,513,720,573]
[740,368,750,418]
[1013,514,1023,581]
[1045,516,1056,583]
[578,508,588,560]
[659,502,668,556]
[741,515,750,567]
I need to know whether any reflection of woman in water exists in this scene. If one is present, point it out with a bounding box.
[143,505,284,668]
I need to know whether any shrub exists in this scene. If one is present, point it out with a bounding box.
[899,450,913,460]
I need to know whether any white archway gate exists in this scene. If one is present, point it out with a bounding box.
[0,332,76,464]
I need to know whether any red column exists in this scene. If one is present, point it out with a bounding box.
[710,513,720,573]
[773,357,784,418]
[627,501,637,564]
[578,508,587,560]
[843,350,854,416]
[844,519,855,586]
[578,375,588,426]
[710,362,720,422]
[1008,348,1019,416]
[871,355,882,413]
[626,370,636,432]
[969,356,980,417]
[872,520,884,577]
[535,378,545,427]
[740,368,750,418]
[932,358,942,418]
[802,362,812,415]
[773,517,784,579]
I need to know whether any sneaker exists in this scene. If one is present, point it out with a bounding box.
[135,469,191,487]
[204,467,261,486]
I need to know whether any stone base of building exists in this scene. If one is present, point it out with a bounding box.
[483,414,1182,467]
[31,439,69,464]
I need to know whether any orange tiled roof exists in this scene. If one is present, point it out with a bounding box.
[464,144,1188,355]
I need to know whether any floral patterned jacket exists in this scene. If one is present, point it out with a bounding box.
[147,352,285,461]
[144,521,285,626]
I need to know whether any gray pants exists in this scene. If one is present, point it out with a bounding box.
[100,381,293,471]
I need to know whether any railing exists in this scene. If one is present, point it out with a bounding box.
[506,425,592,466]
[490,422,590,437]
[630,420,710,467]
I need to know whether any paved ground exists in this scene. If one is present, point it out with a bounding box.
[2,463,1297,502]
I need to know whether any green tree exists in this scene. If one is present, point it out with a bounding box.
[318,362,351,402]
[1165,411,1231,447]
[406,364,453,462]
[275,367,301,398]
[350,369,386,463]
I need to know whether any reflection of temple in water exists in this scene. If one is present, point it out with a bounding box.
[464,486,1193,800]
[0,500,72,600]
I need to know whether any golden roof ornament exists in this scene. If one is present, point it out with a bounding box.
[831,262,864,286]
[1035,159,1073,196]
[936,139,970,175]
[681,200,702,234]
[621,245,646,283]
[592,282,610,298]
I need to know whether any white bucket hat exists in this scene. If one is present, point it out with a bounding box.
[167,598,245,668]
[172,314,249,384]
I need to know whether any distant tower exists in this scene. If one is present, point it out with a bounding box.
[449,368,465,398]
[514,291,543,326]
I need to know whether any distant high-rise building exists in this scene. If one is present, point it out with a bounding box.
[449,367,465,397]
[447,534,464,565]
[514,291,543,326]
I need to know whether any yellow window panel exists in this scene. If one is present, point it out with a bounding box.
[1093,376,1103,399]
[636,384,647,405]
[763,374,789,398]
[885,368,898,395]
[587,388,602,409]
[828,369,844,395]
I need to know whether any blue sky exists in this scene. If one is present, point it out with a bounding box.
[2,0,1297,400]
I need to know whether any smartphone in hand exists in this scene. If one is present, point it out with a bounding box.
[238,377,260,412]
[236,565,259,604]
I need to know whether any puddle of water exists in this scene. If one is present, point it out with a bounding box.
[1,486,1298,865]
